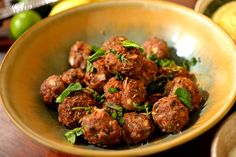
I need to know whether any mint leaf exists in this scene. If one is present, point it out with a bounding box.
[88,47,105,62]
[55,83,83,103]
[175,87,192,110]
[64,127,83,144]
[121,40,141,49]
[108,87,120,94]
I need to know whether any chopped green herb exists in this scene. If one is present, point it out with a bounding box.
[106,103,124,125]
[110,49,126,62]
[175,87,192,110]
[121,40,141,49]
[108,87,120,94]
[85,87,104,103]
[72,106,92,113]
[133,102,152,114]
[182,57,198,71]
[156,59,176,67]
[64,127,83,144]
[148,54,157,61]
[88,47,105,62]
[86,61,94,73]
[114,71,123,80]
[55,83,83,103]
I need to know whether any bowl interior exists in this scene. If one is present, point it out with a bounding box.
[1,1,236,156]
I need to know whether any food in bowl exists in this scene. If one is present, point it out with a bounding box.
[39,36,202,147]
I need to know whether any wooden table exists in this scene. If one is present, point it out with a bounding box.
[1,0,235,157]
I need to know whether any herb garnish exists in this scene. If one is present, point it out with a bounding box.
[133,102,152,115]
[108,87,120,94]
[114,71,123,80]
[85,87,104,103]
[121,40,144,52]
[55,83,83,103]
[175,87,192,110]
[72,106,92,113]
[110,49,126,62]
[64,127,83,144]
[106,103,124,125]
[182,57,198,71]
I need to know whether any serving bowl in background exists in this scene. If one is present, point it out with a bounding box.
[0,0,236,156]
[211,112,236,157]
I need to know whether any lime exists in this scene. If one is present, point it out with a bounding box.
[212,1,236,42]
[49,0,90,16]
[10,10,42,40]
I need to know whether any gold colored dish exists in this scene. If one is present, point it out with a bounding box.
[0,1,236,156]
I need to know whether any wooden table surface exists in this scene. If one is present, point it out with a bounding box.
[1,0,236,157]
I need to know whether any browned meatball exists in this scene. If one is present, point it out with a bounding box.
[102,36,126,54]
[152,96,189,133]
[159,66,193,79]
[165,76,202,111]
[81,108,122,147]
[40,75,65,105]
[103,77,123,105]
[140,58,158,85]
[58,92,97,129]
[84,57,112,90]
[121,78,147,110]
[105,48,144,79]
[68,41,92,70]
[143,37,169,59]
[122,112,155,144]
[61,68,85,85]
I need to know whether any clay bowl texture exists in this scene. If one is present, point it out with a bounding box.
[1,0,236,156]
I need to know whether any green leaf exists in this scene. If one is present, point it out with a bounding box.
[148,54,157,61]
[108,87,120,94]
[114,71,123,80]
[110,49,126,63]
[156,59,176,67]
[72,106,92,113]
[175,87,192,110]
[64,127,83,144]
[86,61,94,73]
[55,83,83,103]
[105,103,124,125]
[88,47,106,62]
[121,40,141,49]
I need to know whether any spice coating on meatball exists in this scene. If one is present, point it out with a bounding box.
[68,41,92,69]
[58,92,97,129]
[81,108,122,147]
[121,78,147,110]
[40,75,65,105]
[61,68,85,85]
[104,77,123,105]
[143,37,169,59]
[152,96,189,133]
[122,112,155,144]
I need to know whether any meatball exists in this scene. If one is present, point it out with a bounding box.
[159,66,193,79]
[40,75,65,105]
[165,76,202,111]
[61,68,85,85]
[122,112,155,144]
[68,41,92,69]
[152,96,189,133]
[143,37,169,59]
[121,78,147,110]
[140,58,158,85]
[84,57,112,90]
[102,36,126,54]
[105,48,144,79]
[58,92,97,129]
[104,77,123,105]
[81,108,122,147]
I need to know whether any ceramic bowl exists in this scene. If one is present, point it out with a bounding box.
[1,1,236,156]
[211,111,236,157]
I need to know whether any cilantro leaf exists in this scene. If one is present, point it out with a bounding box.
[64,127,83,144]
[108,87,120,94]
[121,40,142,49]
[55,83,83,103]
[175,87,192,110]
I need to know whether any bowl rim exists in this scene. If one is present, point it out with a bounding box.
[1,0,236,156]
